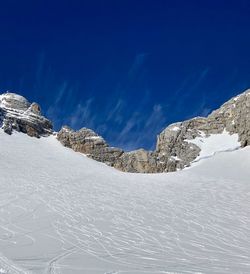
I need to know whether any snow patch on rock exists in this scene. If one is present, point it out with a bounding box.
[186,129,241,163]
[170,125,180,131]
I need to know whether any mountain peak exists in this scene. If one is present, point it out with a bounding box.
[0,92,30,110]
[0,91,52,137]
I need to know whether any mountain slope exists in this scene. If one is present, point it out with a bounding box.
[57,88,250,173]
[0,130,250,274]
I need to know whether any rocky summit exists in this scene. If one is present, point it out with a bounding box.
[1,89,250,173]
[0,92,53,137]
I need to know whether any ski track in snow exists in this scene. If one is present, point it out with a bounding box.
[0,131,250,273]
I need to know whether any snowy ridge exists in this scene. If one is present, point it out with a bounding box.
[0,130,250,273]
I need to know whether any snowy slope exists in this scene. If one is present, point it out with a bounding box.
[0,130,250,274]
[186,130,241,164]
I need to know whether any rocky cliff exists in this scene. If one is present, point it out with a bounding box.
[1,89,249,173]
[156,89,250,170]
[0,92,53,137]
[57,126,123,166]
[57,89,250,173]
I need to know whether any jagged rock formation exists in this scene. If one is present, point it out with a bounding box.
[114,149,158,173]
[57,126,124,167]
[0,92,53,137]
[114,149,178,173]
[156,89,250,170]
[1,89,249,173]
[57,127,175,173]
[57,89,250,173]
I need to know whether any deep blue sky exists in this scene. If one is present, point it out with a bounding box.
[0,0,250,150]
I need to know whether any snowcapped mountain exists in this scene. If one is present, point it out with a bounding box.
[0,90,250,273]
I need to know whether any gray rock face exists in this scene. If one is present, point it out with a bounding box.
[156,119,206,170]
[57,126,124,166]
[114,149,158,173]
[156,89,250,170]
[57,89,250,173]
[57,126,108,152]
[208,90,250,146]
[114,149,178,173]
[0,92,53,137]
[56,126,185,173]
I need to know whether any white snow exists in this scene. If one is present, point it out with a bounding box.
[0,130,250,273]
[186,130,241,164]
[0,93,28,109]
[170,126,180,131]
[170,156,181,161]
[85,136,103,141]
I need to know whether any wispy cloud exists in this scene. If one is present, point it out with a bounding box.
[186,95,211,119]
[45,82,77,130]
[115,103,167,151]
[106,98,125,124]
[67,98,95,129]
[172,67,210,115]
[128,53,148,80]
[39,52,167,150]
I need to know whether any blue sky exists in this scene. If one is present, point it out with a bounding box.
[0,0,250,150]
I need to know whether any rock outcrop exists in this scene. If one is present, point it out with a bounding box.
[57,126,124,167]
[57,124,181,173]
[113,149,178,173]
[0,92,53,137]
[156,89,250,170]
[57,89,250,173]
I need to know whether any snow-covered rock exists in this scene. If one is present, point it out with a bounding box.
[0,92,52,137]
[156,88,250,171]
[186,129,241,163]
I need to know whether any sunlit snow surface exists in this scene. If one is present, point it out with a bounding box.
[0,131,250,274]
[186,130,241,164]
